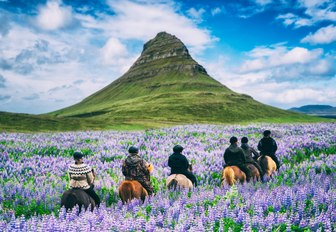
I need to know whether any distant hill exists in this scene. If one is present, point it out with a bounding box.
[289,105,336,118]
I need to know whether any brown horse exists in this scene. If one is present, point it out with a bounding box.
[119,164,154,204]
[258,155,277,181]
[247,163,261,182]
[221,166,246,186]
[118,180,148,204]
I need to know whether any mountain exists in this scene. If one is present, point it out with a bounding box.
[289,105,336,118]
[49,32,321,125]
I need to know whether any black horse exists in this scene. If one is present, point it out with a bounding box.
[61,189,95,212]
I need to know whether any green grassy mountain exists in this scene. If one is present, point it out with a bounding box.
[1,32,329,132]
[50,32,315,125]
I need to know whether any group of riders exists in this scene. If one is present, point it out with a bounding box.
[67,130,280,207]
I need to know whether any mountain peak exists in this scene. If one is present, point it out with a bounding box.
[127,31,207,75]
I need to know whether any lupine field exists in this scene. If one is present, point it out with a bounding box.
[0,123,335,231]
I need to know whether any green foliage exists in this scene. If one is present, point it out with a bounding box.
[151,176,161,193]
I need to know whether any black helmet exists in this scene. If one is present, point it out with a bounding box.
[128,146,139,154]
[241,137,248,143]
[173,145,184,153]
[73,152,84,160]
[263,130,271,137]
[229,136,238,144]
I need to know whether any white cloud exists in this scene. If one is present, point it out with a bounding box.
[276,0,336,28]
[203,45,336,109]
[239,45,323,73]
[187,7,206,23]
[36,0,74,30]
[211,7,222,16]
[78,0,214,54]
[101,37,128,64]
[301,25,336,44]
[255,0,273,6]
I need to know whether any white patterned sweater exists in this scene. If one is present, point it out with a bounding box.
[68,163,94,190]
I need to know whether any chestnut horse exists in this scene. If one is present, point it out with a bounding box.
[221,166,246,186]
[258,155,277,181]
[61,189,95,212]
[247,163,261,182]
[119,180,148,204]
[119,164,153,204]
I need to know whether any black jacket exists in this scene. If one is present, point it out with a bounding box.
[168,152,189,174]
[258,137,277,156]
[223,144,246,166]
[241,143,259,162]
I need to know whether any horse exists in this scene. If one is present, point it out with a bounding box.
[61,189,95,212]
[221,166,246,186]
[247,163,261,182]
[258,155,277,181]
[166,174,193,191]
[118,164,154,204]
[166,164,194,191]
[118,180,148,204]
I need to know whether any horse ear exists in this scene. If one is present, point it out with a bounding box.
[147,164,154,173]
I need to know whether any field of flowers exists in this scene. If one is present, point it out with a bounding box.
[0,123,335,231]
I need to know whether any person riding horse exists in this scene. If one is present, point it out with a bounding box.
[122,146,154,196]
[168,145,197,187]
[240,137,264,177]
[223,137,252,182]
[68,152,101,207]
[257,130,280,170]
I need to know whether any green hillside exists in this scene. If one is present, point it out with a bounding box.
[1,32,333,132]
[50,32,317,124]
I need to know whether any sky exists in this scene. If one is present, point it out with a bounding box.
[0,0,335,114]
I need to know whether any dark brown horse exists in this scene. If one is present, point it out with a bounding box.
[61,189,95,212]
[258,155,277,181]
[247,163,261,182]
[221,166,246,186]
[118,180,148,204]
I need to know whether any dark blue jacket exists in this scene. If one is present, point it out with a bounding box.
[168,152,189,174]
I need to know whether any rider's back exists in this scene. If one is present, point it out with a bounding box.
[68,163,94,189]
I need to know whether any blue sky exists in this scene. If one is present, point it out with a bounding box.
[0,0,335,114]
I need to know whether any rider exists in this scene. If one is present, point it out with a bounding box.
[122,146,154,196]
[240,137,264,177]
[223,137,252,182]
[68,151,101,207]
[168,145,197,187]
[257,130,280,170]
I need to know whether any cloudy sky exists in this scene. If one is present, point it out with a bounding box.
[0,0,335,114]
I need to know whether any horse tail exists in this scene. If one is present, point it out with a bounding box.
[259,156,268,175]
[167,178,178,190]
[62,191,78,211]
[224,167,235,186]
[119,181,134,204]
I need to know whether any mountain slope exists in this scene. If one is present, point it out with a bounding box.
[49,32,319,124]
[289,105,336,118]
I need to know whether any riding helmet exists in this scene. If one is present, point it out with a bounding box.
[173,145,184,153]
[128,146,139,154]
[73,151,84,160]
